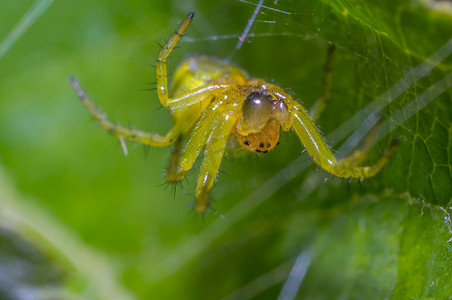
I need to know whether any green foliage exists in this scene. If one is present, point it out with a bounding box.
[0,0,451,299]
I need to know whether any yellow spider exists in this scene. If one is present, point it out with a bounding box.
[70,12,397,214]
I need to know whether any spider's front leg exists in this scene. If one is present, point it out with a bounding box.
[164,97,226,183]
[156,12,194,108]
[166,94,240,214]
[295,44,397,178]
[286,97,397,179]
[193,106,239,214]
[71,13,233,149]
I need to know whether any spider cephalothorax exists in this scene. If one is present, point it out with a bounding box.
[71,12,397,214]
[235,89,290,153]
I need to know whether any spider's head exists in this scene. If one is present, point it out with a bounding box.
[235,91,290,153]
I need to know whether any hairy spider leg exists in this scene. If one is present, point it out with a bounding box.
[70,76,230,147]
[310,44,336,121]
[286,96,396,179]
[166,135,183,179]
[70,14,233,148]
[193,99,240,213]
[294,45,397,178]
[165,95,222,183]
[156,12,194,108]
[306,44,379,167]
[70,76,176,146]
[168,82,237,110]
[334,114,389,167]
[334,138,398,178]
[166,92,240,213]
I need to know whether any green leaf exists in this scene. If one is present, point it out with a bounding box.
[0,0,451,299]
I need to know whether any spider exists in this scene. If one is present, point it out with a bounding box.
[70,12,397,214]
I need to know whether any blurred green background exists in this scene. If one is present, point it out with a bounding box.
[1,0,452,299]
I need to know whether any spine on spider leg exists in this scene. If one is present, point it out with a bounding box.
[156,12,195,108]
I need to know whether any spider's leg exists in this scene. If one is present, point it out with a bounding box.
[335,115,387,167]
[166,135,183,181]
[167,81,236,111]
[71,76,178,147]
[286,97,397,179]
[155,12,237,111]
[334,138,398,178]
[309,44,335,121]
[165,104,219,183]
[166,96,238,184]
[288,97,338,168]
[156,12,194,108]
[193,105,239,214]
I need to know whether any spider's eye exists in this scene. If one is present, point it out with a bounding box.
[239,92,273,134]
[243,92,272,112]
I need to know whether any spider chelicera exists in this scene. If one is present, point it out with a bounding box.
[70,12,397,214]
